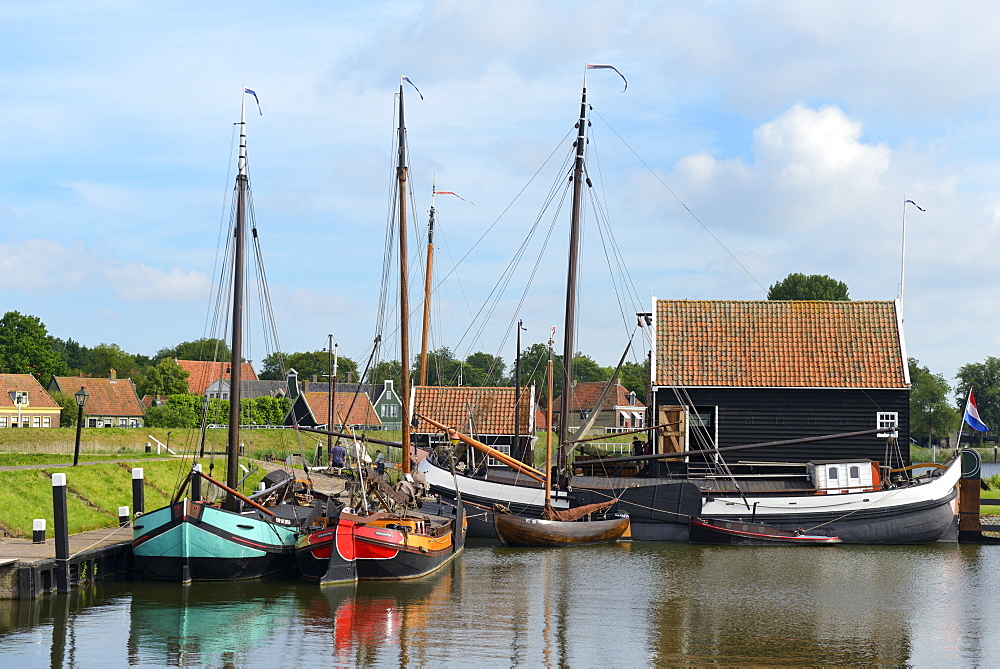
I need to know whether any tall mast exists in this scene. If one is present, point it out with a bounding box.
[419,179,436,386]
[224,90,249,508]
[398,80,412,474]
[557,84,589,471]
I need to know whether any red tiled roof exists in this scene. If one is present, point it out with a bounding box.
[301,391,381,426]
[653,300,907,389]
[412,386,534,435]
[176,360,258,395]
[552,381,644,413]
[0,374,59,408]
[51,376,145,417]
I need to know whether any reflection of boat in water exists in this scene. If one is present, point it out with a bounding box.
[689,517,842,545]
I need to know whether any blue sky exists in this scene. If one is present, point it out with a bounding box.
[2,1,1000,386]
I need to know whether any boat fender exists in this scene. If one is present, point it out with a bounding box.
[419,546,428,553]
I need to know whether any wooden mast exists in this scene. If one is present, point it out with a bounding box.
[556,83,589,474]
[224,90,249,510]
[544,336,554,507]
[419,180,436,386]
[397,80,412,474]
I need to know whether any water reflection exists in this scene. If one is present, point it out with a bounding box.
[1,541,999,665]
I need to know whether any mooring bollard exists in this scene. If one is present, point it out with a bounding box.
[33,519,46,544]
[118,506,130,527]
[144,442,151,454]
[191,463,202,501]
[52,473,69,592]
[132,468,145,516]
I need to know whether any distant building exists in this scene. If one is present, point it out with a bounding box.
[551,381,646,437]
[0,374,61,428]
[651,299,910,467]
[50,370,146,428]
[176,359,259,398]
[284,386,382,431]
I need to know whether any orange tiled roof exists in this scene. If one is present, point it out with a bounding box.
[413,386,534,435]
[301,391,381,426]
[653,300,906,389]
[0,374,59,408]
[176,360,258,395]
[51,376,145,416]
[552,381,644,413]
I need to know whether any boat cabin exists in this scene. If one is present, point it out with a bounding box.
[808,460,880,495]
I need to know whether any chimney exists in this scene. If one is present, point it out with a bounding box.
[286,368,299,399]
[110,368,117,381]
[311,375,318,384]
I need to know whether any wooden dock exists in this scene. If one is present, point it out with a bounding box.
[0,526,133,600]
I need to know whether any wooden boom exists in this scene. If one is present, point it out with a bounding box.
[416,413,546,483]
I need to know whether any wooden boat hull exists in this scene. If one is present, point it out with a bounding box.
[418,456,961,544]
[689,517,841,545]
[132,499,299,581]
[493,513,630,547]
[296,504,467,585]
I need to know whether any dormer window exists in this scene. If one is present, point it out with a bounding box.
[8,391,28,405]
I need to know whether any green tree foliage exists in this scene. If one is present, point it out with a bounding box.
[908,358,958,445]
[259,350,359,382]
[955,357,1000,444]
[50,391,85,427]
[463,352,506,386]
[767,273,850,300]
[81,342,140,379]
[367,359,402,389]
[0,311,66,386]
[518,343,559,399]
[410,347,507,387]
[145,394,202,428]
[572,353,613,383]
[412,347,462,386]
[137,358,191,397]
[619,359,650,404]
[49,337,89,374]
[156,338,232,363]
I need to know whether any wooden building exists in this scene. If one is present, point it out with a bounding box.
[411,385,535,465]
[176,359,259,398]
[651,299,910,468]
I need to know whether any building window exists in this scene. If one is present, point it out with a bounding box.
[390,405,398,418]
[89,418,98,427]
[130,419,139,427]
[21,417,28,427]
[104,418,112,428]
[0,417,6,428]
[11,391,28,405]
[43,417,50,427]
[32,416,40,427]
[877,412,898,438]
[488,443,512,467]
[119,418,127,427]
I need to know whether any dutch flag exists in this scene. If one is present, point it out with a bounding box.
[965,389,990,432]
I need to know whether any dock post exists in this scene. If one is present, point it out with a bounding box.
[191,463,202,501]
[118,506,130,527]
[52,473,70,593]
[32,519,46,544]
[132,468,145,515]
[959,448,983,542]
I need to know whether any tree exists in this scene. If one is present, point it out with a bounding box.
[368,359,402,389]
[81,343,140,379]
[465,352,506,386]
[767,273,850,300]
[908,358,958,446]
[955,357,1000,444]
[156,338,232,363]
[572,353,613,383]
[145,394,202,428]
[518,343,562,401]
[0,311,66,386]
[49,337,90,375]
[259,350,358,382]
[619,359,650,404]
[137,358,191,397]
[412,347,462,386]
[50,391,85,427]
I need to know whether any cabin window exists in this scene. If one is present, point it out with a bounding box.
[877,412,899,437]
[828,466,839,480]
[850,466,860,479]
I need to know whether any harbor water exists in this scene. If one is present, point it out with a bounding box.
[1,539,998,666]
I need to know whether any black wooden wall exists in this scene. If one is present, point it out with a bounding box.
[654,387,910,468]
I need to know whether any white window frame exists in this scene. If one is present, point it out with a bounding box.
[32,416,40,427]
[877,412,898,438]
[488,443,512,467]
[0,416,7,428]
[43,416,51,427]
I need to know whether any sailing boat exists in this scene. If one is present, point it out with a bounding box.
[416,67,960,545]
[132,89,306,581]
[493,330,629,546]
[294,77,466,584]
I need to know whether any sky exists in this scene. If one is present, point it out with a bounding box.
[2,1,999,387]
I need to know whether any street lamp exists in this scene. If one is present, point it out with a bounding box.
[72,387,89,466]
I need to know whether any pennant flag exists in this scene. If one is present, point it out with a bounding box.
[401,76,424,100]
[904,199,925,212]
[965,390,990,432]
[518,318,527,331]
[434,190,475,205]
[244,88,262,116]
[549,325,557,345]
[586,63,628,91]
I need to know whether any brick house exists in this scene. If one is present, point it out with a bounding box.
[50,371,146,428]
[0,374,61,428]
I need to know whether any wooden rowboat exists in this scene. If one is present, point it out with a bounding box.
[493,512,630,547]
[689,517,841,545]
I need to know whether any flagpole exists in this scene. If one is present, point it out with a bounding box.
[899,197,907,321]
[955,386,973,452]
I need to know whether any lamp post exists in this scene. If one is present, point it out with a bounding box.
[72,387,89,466]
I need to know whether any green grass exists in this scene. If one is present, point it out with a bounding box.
[0,469,116,537]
